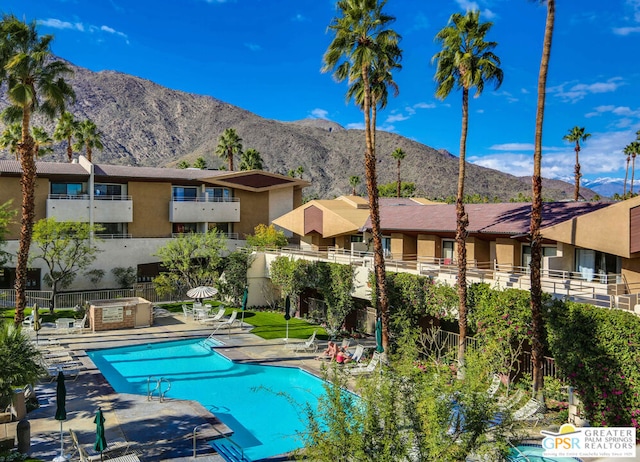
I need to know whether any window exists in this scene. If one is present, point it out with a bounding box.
[95,183,123,198]
[522,245,557,268]
[172,186,198,201]
[575,248,618,282]
[210,223,231,234]
[205,187,231,201]
[96,223,127,236]
[382,236,392,257]
[51,182,86,196]
[442,240,455,264]
[173,223,197,234]
[350,235,364,243]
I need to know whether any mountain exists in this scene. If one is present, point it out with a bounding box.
[582,178,632,198]
[0,60,597,201]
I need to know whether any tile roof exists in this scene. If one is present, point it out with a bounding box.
[362,201,612,235]
[0,160,89,176]
[93,164,227,181]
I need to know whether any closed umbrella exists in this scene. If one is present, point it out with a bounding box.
[186,286,218,304]
[375,317,384,353]
[240,285,248,328]
[32,303,41,345]
[284,295,291,342]
[94,408,107,461]
[53,371,67,462]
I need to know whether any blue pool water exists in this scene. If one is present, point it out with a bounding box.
[508,444,583,462]
[87,338,329,461]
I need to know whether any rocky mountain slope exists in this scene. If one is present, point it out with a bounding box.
[0,60,594,201]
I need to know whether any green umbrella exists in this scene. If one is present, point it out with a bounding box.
[32,303,41,344]
[54,371,66,461]
[284,295,291,341]
[94,407,107,461]
[240,285,248,328]
[375,317,384,353]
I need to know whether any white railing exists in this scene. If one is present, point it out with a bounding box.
[171,232,239,239]
[96,233,133,239]
[0,290,52,308]
[172,197,239,203]
[48,194,132,201]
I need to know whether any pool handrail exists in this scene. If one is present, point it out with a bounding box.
[193,422,246,461]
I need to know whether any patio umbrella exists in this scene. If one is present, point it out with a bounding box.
[284,295,291,342]
[94,408,107,461]
[240,285,248,328]
[53,371,67,462]
[375,317,384,353]
[186,286,218,304]
[32,303,41,345]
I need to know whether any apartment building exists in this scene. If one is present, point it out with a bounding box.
[0,156,308,290]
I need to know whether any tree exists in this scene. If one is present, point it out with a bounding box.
[193,157,207,169]
[432,9,503,376]
[323,0,402,351]
[626,140,640,196]
[177,160,190,169]
[378,181,415,197]
[529,0,555,399]
[218,251,253,306]
[245,223,288,249]
[73,118,103,162]
[563,126,591,201]
[53,111,79,162]
[215,128,242,171]
[31,218,102,313]
[0,15,75,325]
[153,230,227,296]
[623,144,631,197]
[111,266,137,288]
[31,126,54,157]
[239,148,264,170]
[0,323,44,405]
[390,147,405,198]
[0,201,15,267]
[349,175,361,195]
[0,122,21,159]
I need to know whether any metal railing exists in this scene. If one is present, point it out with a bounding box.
[171,232,239,239]
[0,290,52,308]
[95,233,133,239]
[172,196,239,203]
[48,194,132,201]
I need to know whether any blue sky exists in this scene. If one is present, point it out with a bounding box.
[4,0,640,185]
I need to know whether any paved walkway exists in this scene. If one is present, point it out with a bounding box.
[10,313,369,461]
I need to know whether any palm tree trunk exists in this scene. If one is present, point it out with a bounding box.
[530,0,555,400]
[456,88,470,378]
[14,112,37,326]
[573,144,580,201]
[396,159,401,198]
[66,137,73,162]
[362,65,389,351]
[624,159,629,197]
[632,156,636,195]
[228,148,234,171]
[87,146,92,163]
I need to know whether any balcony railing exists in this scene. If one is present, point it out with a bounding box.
[95,233,132,239]
[172,196,239,203]
[48,194,132,200]
[171,232,239,240]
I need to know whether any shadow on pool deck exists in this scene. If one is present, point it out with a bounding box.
[18,314,365,461]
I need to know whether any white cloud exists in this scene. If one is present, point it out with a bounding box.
[455,0,479,11]
[346,122,365,130]
[310,108,328,119]
[612,26,640,35]
[413,102,436,109]
[585,105,640,118]
[489,143,535,151]
[244,43,261,52]
[37,18,84,31]
[291,14,306,22]
[549,77,625,103]
[386,113,410,123]
[521,88,529,94]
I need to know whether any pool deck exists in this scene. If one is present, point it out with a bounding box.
[7,313,639,462]
[11,313,367,461]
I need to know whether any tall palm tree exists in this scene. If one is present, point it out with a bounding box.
[629,140,640,196]
[53,111,78,162]
[240,148,263,171]
[529,0,555,399]
[0,15,74,325]
[73,119,103,162]
[323,0,402,351]
[432,9,503,375]
[623,144,631,197]
[31,126,54,157]
[0,123,21,159]
[390,147,405,198]
[215,128,242,171]
[349,175,361,196]
[563,126,591,201]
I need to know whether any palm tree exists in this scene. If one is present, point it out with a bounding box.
[215,128,242,171]
[629,140,640,196]
[0,123,21,159]
[349,175,361,196]
[323,0,402,351]
[623,145,631,197]
[563,126,591,201]
[432,9,503,376]
[193,157,207,169]
[73,119,103,162]
[529,0,555,399]
[31,126,54,157]
[53,111,78,162]
[240,148,263,170]
[0,15,75,326]
[390,148,405,198]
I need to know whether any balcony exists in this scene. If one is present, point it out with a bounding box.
[47,195,133,223]
[169,197,240,223]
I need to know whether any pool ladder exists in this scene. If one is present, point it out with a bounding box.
[147,376,171,402]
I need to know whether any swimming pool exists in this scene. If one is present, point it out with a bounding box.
[87,338,329,461]
[508,444,583,462]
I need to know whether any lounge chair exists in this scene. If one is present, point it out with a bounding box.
[71,429,133,462]
[498,389,525,410]
[284,330,318,353]
[182,304,193,319]
[199,307,226,324]
[486,374,501,397]
[348,351,381,375]
[348,344,365,363]
[512,397,545,426]
[69,314,88,333]
[212,310,238,334]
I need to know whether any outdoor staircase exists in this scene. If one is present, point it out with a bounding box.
[209,439,252,462]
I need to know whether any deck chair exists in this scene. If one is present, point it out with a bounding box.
[284,330,318,353]
[486,374,501,397]
[348,351,381,375]
[182,304,193,319]
[348,344,365,363]
[199,307,226,324]
[69,314,88,333]
[72,428,133,462]
[512,397,545,426]
[212,310,238,334]
[498,389,525,410]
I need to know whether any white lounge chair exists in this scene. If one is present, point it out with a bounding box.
[348,344,365,363]
[486,373,501,397]
[284,330,318,353]
[348,351,381,375]
[512,397,545,426]
[71,429,134,462]
[212,310,238,334]
[182,304,193,319]
[199,307,226,324]
[69,314,88,333]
